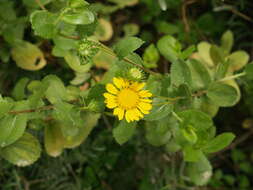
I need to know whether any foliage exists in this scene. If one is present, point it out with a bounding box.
[0,0,253,189]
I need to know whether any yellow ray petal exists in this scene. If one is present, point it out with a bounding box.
[118,108,125,120]
[140,98,152,103]
[139,90,152,97]
[113,77,124,89]
[106,101,117,108]
[103,93,116,100]
[106,83,118,94]
[138,102,152,111]
[131,82,145,91]
[125,110,133,122]
[138,106,150,114]
[133,108,143,120]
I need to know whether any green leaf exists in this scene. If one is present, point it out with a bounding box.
[87,84,106,112]
[44,122,65,157]
[53,102,83,133]
[210,45,224,65]
[12,77,29,100]
[1,132,41,166]
[181,127,198,144]
[62,10,95,25]
[69,0,89,8]
[157,35,181,63]
[178,109,213,131]
[207,82,238,107]
[114,37,145,59]
[171,59,192,87]
[221,30,233,55]
[42,75,68,104]
[144,98,172,121]
[11,41,47,71]
[28,82,49,108]
[0,101,29,147]
[143,44,160,68]
[30,10,57,39]
[183,146,204,162]
[145,118,171,146]
[0,97,14,118]
[113,120,136,145]
[202,132,235,153]
[63,112,100,148]
[245,63,253,81]
[228,51,249,72]
[186,155,212,186]
[187,59,211,90]
[197,42,214,67]
[64,52,92,72]
[215,60,230,80]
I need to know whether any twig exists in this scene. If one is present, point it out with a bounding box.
[181,0,198,33]
[35,0,46,10]
[9,105,54,115]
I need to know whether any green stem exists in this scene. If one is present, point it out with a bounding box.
[172,111,183,123]
[218,72,246,82]
[98,43,160,76]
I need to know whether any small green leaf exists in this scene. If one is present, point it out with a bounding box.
[207,82,238,107]
[64,52,92,72]
[187,59,211,90]
[221,30,233,55]
[143,44,160,68]
[114,37,145,59]
[113,120,136,145]
[210,45,224,65]
[0,97,14,118]
[245,63,253,81]
[145,118,171,146]
[183,146,204,162]
[87,84,106,112]
[69,0,89,8]
[202,132,235,153]
[30,10,57,39]
[0,101,29,147]
[44,122,65,157]
[63,112,100,148]
[157,35,181,63]
[171,59,192,87]
[178,109,213,131]
[1,132,41,166]
[43,75,68,104]
[181,127,198,144]
[11,41,47,71]
[12,77,29,100]
[62,10,95,25]
[144,98,172,121]
[197,42,214,67]
[186,155,212,186]
[228,51,249,72]
[215,60,230,80]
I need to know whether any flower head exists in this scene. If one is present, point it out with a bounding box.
[103,77,152,122]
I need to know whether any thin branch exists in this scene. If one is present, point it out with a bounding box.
[181,0,198,33]
[8,105,54,115]
[35,0,46,10]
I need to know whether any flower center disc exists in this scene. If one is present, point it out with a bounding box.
[117,88,139,109]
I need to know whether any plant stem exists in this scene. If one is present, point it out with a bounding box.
[218,72,246,82]
[172,111,183,122]
[98,43,159,76]
[9,105,54,115]
[35,0,46,10]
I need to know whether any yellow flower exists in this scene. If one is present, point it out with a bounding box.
[103,77,152,122]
